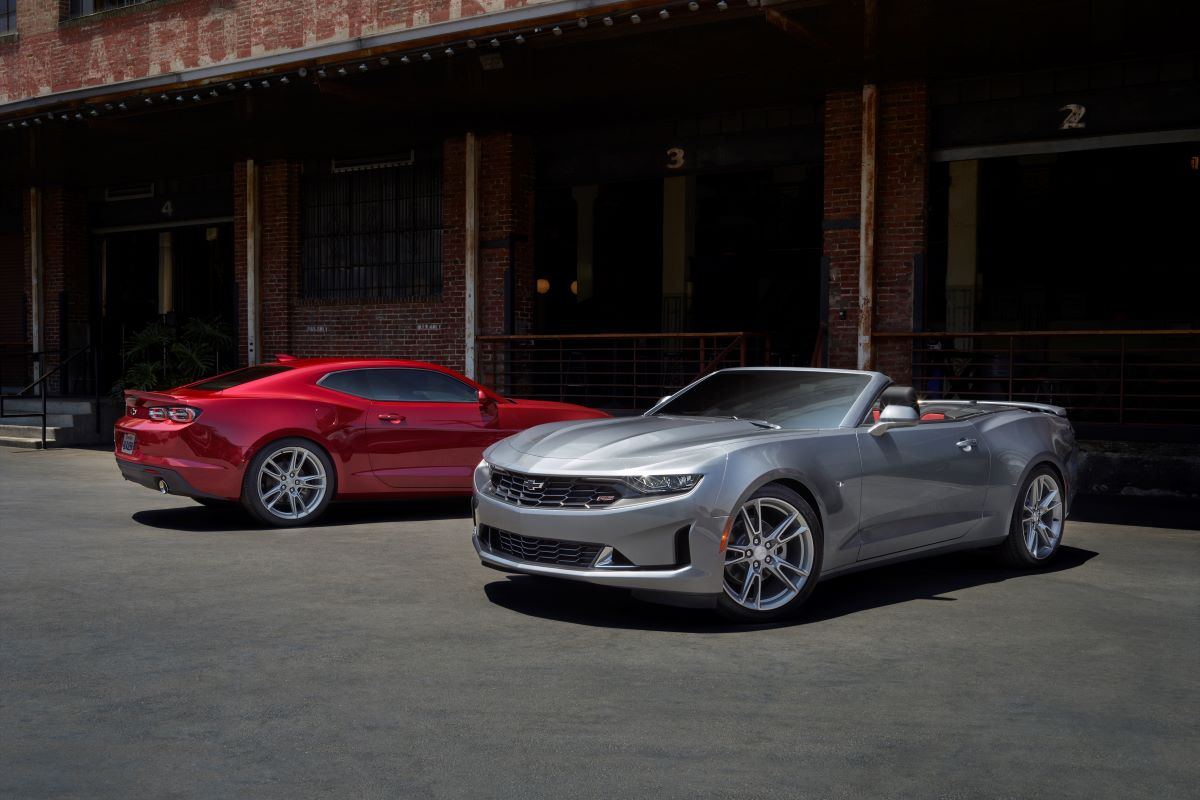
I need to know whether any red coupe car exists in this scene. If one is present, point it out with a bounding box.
[114,357,607,526]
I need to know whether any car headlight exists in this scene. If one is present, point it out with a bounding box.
[623,474,701,495]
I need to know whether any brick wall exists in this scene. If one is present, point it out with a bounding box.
[34,184,89,392]
[231,138,461,371]
[822,80,927,385]
[0,0,560,106]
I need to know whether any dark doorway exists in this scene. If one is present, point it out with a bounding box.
[96,223,235,389]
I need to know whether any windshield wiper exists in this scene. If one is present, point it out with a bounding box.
[726,415,780,429]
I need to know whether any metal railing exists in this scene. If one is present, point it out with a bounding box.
[0,345,98,449]
[873,329,1200,426]
[476,331,771,412]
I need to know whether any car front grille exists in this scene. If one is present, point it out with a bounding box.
[488,467,623,509]
[483,526,604,568]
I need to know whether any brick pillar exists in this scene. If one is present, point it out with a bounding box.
[37,184,89,392]
[822,81,928,385]
[259,161,300,360]
[232,160,248,366]
[478,132,535,339]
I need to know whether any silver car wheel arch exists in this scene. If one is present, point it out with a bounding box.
[722,496,815,612]
[257,445,328,520]
[1021,472,1063,560]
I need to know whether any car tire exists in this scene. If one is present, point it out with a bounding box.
[241,438,336,527]
[997,465,1066,567]
[716,484,823,623]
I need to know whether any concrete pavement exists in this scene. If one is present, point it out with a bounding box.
[1,445,1197,799]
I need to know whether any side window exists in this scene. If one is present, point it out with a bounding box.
[368,369,477,403]
[319,370,374,398]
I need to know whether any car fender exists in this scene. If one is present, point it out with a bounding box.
[714,432,863,572]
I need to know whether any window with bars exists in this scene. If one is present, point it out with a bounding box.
[63,0,151,19]
[301,151,443,301]
[1,0,15,33]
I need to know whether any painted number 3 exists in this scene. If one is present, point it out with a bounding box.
[1059,104,1086,130]
[665,147,685,170]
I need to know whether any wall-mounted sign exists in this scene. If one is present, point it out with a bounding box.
[1058,104,1087,130]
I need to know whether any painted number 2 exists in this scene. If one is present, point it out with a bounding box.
[1059,104,1086,130]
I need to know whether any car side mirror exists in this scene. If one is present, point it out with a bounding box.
[869,404,919,437]
[477,389,494,407]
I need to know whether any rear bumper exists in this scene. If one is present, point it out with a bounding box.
[116,458,224,500]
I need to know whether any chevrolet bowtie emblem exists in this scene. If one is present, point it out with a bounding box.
[522,479,544,492]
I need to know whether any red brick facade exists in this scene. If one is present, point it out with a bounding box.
[0,0,559,105]
[822,80,927,383]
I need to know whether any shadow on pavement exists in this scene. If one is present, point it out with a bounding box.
[1070,493,1200,531]
[131,497,471,532]
[482,545,1098,633]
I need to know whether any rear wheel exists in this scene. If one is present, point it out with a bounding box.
[998,466,1065,567]
[241,438,335,527]
[716,485,823,623]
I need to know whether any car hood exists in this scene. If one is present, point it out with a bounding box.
[499,414,810,464]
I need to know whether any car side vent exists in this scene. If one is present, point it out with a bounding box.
[674,526,692,567]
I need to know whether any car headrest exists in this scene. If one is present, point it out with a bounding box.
[880,386,918,413]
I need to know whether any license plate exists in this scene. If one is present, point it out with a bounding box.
[121,433,136,454]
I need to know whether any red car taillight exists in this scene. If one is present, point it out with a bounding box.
[146,406,201,423]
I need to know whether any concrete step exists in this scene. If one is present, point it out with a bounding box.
[0,425,71,449]
[0,414,78,427]
[1,397,98,415]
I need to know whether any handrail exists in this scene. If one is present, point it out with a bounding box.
[0,344,94,450]
[874,329,1198,338]
[8,345,93,398]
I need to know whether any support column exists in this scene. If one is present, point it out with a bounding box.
[661,175,695,333]
[29,187,43,373]
[464,132,480,380]
[245,159,260,366]
[946,160,980,348]
[858,83,877,370]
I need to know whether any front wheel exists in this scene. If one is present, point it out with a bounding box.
[241,438,336,527]
[716,485,823,623]
[997,466,1065,567]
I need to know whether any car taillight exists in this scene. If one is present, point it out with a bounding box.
[167,407,200,423]
[146,406,201,423]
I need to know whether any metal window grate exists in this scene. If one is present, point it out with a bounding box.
[1,0,15,32]
[301,150,442,300]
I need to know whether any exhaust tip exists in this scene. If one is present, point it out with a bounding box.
[156,479,169,494]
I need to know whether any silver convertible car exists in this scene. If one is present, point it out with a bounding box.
[471,368,1077,622]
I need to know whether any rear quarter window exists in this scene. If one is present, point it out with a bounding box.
[187,365,291,391]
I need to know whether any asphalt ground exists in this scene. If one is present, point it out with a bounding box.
[2,446,1198,799]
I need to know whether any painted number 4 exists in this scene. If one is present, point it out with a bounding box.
[1059,104,1086,130]
[161,200,174,218]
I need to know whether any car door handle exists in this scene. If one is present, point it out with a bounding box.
[377,414,406,424]
[956,438,977,452]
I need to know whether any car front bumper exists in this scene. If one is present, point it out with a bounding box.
[471,480,729,599]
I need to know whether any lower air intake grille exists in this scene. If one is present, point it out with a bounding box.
[485,526,603,568]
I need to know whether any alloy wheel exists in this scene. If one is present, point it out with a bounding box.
[1022,473,1063,559]
[723,496,815,612]
[256,446,328,521]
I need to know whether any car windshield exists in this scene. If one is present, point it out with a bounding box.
[185,365,292,391]
[652,370,871,429]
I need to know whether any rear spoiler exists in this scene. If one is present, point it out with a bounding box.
[921,399,1068,417]
[124,390,182,404]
